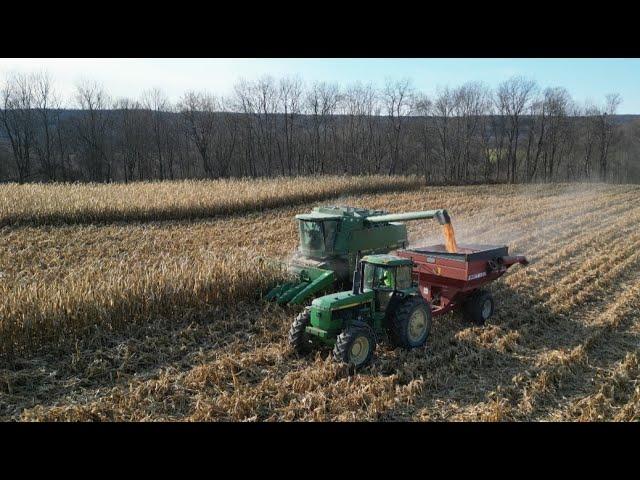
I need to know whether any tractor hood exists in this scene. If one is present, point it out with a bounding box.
[311,290,374,311]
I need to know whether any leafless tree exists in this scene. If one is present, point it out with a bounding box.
[255,76,279,175]
[177,91,219,178]
[1,72,36,183]
[304,81,341,174]
[142,88,171,180]
[32,71,67,181]
[210,98,238,178]
[114,97,149,182]
[277,76,303,175]
[233,78,259,177]
[413,93,434,183]
[598,93,622,180]
[383,78,414,175]
[580,102,599,180]
[433,86,456,181]
[73,80,113,181]
[453,82,489,181]
[496,76,537,183]
[524,93,546,182]
[541,87,572,181]
[341,82,382,174]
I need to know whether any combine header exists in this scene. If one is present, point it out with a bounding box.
[265,206,451,306]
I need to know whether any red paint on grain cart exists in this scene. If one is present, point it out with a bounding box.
[394,244,528,317]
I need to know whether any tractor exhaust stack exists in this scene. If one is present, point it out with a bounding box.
[352,252,362,295]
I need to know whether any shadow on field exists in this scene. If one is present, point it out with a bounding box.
[0,297,285,420]
[0,182,423,229]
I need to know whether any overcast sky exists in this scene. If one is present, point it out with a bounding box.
[1,58,638,113]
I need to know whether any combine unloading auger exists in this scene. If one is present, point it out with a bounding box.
[265,206,451,306]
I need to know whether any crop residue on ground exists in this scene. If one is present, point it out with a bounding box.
[1,180,639,421]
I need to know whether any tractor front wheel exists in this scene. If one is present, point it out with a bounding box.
[333,324,376,368]
[388,297,432,349]
[463,290,494,326]
[288,308,312,354]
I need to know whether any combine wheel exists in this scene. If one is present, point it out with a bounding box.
[388,297,432,348]
[463,290,494,326]
[288,308,313,354]
[333,324,376,368]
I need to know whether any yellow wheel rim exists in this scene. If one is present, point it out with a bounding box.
[349,336,370,366]
[408,309,427,343]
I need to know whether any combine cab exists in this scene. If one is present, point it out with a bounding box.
[265,206,451,306]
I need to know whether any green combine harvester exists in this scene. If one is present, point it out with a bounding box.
[265,205,450,306]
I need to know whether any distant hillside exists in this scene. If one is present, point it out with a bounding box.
[1,110,639,142]
[1,108,638,185]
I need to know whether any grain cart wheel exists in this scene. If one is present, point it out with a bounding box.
[333,324,376,368]
[388,297,432,349]
[289,308,313,354]
[463,290,494,326]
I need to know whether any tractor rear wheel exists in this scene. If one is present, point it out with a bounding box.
[333,324,376,368]
[388,297,432,349]
[463,290,494,325]
[288,308,313,354]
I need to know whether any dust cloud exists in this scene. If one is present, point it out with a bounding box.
[410,183,614,257]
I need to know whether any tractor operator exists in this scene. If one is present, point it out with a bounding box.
[381,270,395,289]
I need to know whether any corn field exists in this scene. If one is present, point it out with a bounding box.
[1,178,639,421]
[0,175,421,226]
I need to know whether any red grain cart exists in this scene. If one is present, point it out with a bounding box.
[395,244,528,325]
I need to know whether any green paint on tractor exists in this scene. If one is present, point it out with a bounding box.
[288,255,432,367]
[265,205,449,306]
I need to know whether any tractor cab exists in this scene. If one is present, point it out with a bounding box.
[290,252,432,369]
[359,254,414,312]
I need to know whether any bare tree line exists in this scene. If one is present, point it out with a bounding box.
[1,71,637,184]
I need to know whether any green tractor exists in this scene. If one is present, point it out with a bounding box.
[288,253,431,368]
[265,205,450,306]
